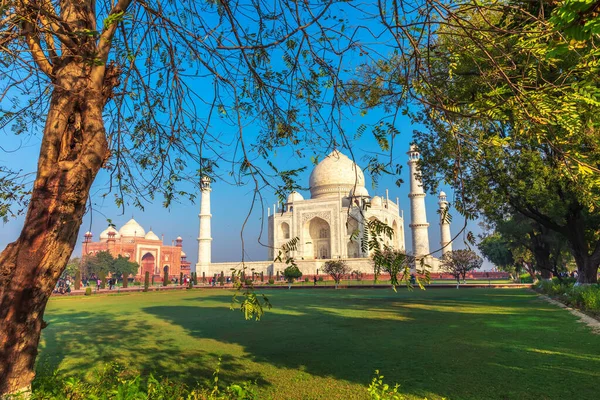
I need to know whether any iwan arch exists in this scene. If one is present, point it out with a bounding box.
[196,147,452,276]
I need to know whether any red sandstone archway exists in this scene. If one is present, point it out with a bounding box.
[141,253,155,277]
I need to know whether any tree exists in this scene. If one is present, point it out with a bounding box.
[283,266,302,289]
[441,250,483,288]
[62,257,81,279]
[348,1,600,284]
[112,255,139,284]
[372,248,415,290]
[0,1,365,393]
[322,260,350,289]
[478,234,515,274]
[82,251,115,278]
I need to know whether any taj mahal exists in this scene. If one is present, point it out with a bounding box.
[195,146,452,276]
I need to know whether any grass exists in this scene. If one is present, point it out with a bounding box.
[38,288,600,399]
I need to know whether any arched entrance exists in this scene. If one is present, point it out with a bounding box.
[141,252,155,277]
[306,217,330,259]
[280,222,290,239]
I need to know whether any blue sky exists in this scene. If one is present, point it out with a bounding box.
[0,111,490,268]
[0,1,492,269]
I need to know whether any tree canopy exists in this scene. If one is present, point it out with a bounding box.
[441,250,483,285]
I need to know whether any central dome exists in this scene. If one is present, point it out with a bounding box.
[309,150,366,199]
[118,218,146,238]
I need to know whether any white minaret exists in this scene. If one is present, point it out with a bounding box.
[407,145,430,257]
[438,191,452,256]
[196,176,212,275]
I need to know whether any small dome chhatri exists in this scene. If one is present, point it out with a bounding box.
[99,226,120,240]
[371,196,383,208]
[118,218,146,237]
[287,191,304,203]
[145,230,160,241]
[309,150,367,199]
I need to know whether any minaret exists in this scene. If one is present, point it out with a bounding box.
[407,145,430,257]
[196,176,212,275]
[438,191,452,256]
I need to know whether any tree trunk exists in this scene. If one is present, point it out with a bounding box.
[564,215,600,285]
[0,67,110,395]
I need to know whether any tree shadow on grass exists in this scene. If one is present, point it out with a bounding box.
[35,310,269,390]
[142,289,600,400]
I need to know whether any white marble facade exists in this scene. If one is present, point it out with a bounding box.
[268,150,405,262]
[199,148,447,276]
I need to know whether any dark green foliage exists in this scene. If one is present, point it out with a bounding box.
[83,251,115,277]
[99,272,106,289]
[318,276,323,282]
[322,260,349,286]
[260,272,264,282]
[193,272,198,285]
[304,277,309,283]
[188,278,193,289]
[163,269,169,286]
[268,278,275,285]
[180,272,183,284]
[478,233,515,272]
[112,255,139,282]
[218,276,226,286]
[283,266,302,283]
[152,275,155,285]
[537,279,600,313]
[202,272,206,283]
[144,272,150,292]
[122,275,128,289]
[276,271,280,281]
[244,279,253,286]
[84,287,92,296]
[74,270,81,291]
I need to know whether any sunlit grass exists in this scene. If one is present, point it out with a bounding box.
[38,288,600,399]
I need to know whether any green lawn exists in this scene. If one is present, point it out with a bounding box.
[38,288,600,399]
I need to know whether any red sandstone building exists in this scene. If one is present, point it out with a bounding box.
[82,218,191,281]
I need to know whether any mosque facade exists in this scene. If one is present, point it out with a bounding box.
[196,146,451,277]
[82,219,191,280]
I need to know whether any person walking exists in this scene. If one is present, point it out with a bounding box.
[313,276,317,286]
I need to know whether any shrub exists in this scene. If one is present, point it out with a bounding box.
[268,278,275,285]
[99,272,106,289]
[144,272,150,292]
[367,370,406,400]
[218,276,226,286]
[193,272,198,285]
[133,281,141,286]
[304,277,309,282]
[244,278,253,286]
[580,286,600,311]
[74,270,81,290]
[283,265,302,283]
[163,269,169,286]
[318,276,324,282]
[31,362,258,400]
[519,273,534,283]
[570,285,600,311]
[84,287,92,296]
